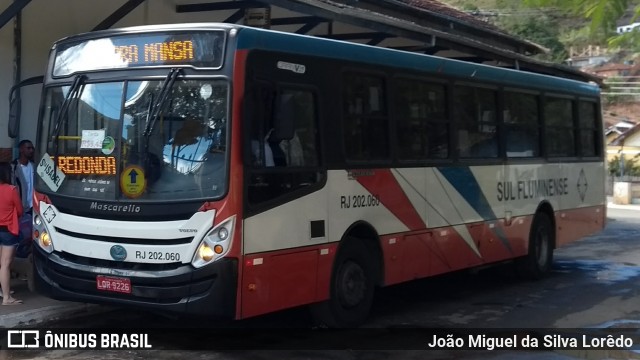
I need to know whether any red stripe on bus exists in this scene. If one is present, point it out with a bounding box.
[355,169,426,231]
[233,49,249,319]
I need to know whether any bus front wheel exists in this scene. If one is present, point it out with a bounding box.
[311,238,375,328]
[516,213,554,280]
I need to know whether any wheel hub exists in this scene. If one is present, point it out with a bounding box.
[337,260,366,308]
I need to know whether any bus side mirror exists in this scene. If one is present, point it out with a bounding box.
[8,96,20,139]
[272,93,295,141]
[7,75,44,139]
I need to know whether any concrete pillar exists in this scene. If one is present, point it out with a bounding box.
[613,182,632,205]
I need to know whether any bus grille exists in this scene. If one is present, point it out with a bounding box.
[54,227,194,245]
[57,252,183,271]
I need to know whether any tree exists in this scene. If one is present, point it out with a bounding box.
[523,0,640,51]
[498,15,568,62]
[608,155,640,176]
[524,0,635,35]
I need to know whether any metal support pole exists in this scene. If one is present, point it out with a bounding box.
[12,0,22,154]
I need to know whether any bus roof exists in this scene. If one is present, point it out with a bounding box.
[52,23,599,98]
[235,25,600,98]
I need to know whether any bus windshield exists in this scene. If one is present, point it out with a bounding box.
[37,78,229,202]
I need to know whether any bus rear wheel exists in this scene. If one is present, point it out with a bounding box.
[516,213,554,280]
[311,238,375,328]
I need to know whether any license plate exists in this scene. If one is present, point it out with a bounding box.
[96,275,131,294]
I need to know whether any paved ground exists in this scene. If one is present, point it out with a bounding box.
[0,277,106,328]
[1,198,638,328]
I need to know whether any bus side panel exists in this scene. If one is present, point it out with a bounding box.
[556,162,606,247]
[498,216,532,258]
[240,245,336,319]
[381,228,484,286]
[381,216,537,286]
[470,221,514,263]
[315,243,338,302]
[382,232,435,285]
[555,205,606,247]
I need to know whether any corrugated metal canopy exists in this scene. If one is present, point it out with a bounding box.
[175,0,601,83]
[1,0,601,84]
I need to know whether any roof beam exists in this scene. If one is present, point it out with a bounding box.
[296,21,322,34]
[321,32,393,41]
[368,34,389,45]
[0,0,31,30]
[177,1,265,12]
[93,0,146,31]
[224,9,245,23]
[390,45,427,51]
[272,16,327,34]
[271,15,326,26]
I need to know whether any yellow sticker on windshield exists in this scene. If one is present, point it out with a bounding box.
[120,165,146,198]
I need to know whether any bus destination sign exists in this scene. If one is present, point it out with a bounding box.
[114,40,194,65]
[53,31,225,76]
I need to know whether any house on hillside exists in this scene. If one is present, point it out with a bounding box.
[566,46,611,68]
[589,58,640,104]
[616,4,640,34]
[607,122,640,173]
[617,22,640,34]
[606,120,636,144]
[586,62,633,78]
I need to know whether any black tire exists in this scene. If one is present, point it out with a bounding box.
[311,238,375,328]
[516,213,554,280]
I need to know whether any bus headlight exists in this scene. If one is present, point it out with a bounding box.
[39,231,54,253]
[192,216,235,268]
[33,213,54,253]
[198,243,215,262]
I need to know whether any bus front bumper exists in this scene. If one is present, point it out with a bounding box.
[32,246,237,318]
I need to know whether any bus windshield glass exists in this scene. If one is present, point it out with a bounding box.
[37,78,229,201]
[53,31,225,77]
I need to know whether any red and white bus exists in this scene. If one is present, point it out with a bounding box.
[27,23,605,327]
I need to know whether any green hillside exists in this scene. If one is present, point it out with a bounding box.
[442,0,498,10]
[439,0,598,63]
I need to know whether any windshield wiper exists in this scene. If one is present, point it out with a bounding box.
[52,75,86,170]
[143,68,181,137]
[141,68,181,185]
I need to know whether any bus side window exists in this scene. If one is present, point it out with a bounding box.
[343,73,389,161]
[545,97,575,157]
[247,87,320,206]
[394,78,449,160]
[454,85,498,158]
[504,91,540,158]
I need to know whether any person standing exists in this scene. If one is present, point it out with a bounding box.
[11,140,35,215]
[0,162,23,305]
